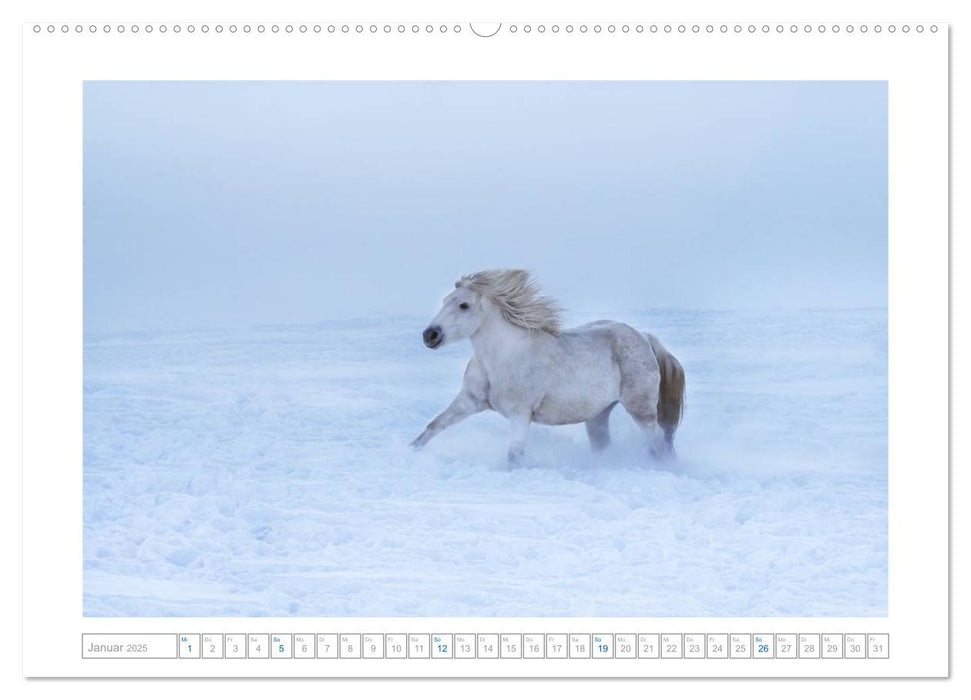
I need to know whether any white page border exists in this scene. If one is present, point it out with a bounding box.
[22,21,948,678]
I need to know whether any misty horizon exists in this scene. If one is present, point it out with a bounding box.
[83,80,888,333]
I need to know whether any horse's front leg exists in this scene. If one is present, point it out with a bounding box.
[411,390,485,449]
[506,414,532,467]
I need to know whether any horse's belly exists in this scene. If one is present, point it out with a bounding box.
[486,331,623,426]
[532,397,613,426]
[532,377,620,426]
[487,378,617,426]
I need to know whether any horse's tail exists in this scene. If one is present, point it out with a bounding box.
[644,333,685,447]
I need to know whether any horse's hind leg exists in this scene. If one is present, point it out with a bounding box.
[585,402,617,451]
[662,424,676,452]
[619,370,671,460]
[625,400,670,460]
[650,335,685,457]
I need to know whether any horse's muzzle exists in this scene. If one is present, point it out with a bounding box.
[423,325,443,349]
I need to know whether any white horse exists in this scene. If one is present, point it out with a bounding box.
[411,269,685,465]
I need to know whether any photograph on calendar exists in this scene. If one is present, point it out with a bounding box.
[83,81,887,618]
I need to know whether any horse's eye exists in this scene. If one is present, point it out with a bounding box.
[459,302,469,310]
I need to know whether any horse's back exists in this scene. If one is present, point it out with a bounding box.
[565,320,657,361]
[562,319,661,390]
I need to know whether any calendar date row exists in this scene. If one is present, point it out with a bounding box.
[82,632,889,660]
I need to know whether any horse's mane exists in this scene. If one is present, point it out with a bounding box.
[456,269,563,334]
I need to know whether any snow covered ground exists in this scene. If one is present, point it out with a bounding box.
[83,308,887,617]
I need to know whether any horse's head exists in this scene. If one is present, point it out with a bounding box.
[422,285,486,349]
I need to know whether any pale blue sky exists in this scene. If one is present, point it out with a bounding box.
[84,81,887,332]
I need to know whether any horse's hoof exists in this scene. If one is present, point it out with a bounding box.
[649,447,670,461]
